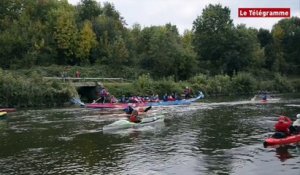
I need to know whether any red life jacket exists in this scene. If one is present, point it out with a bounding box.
[129,113,141,123]
[275,120,291,134]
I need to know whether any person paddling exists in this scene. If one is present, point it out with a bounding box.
[129,110,141,123]
[273,115,297,138]
[125,106,152,123]
[292,114,300,133]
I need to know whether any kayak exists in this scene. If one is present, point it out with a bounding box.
[0,112,7,117]
[261,98,281,103]
[0,108,16,113]
[103,115,165,131]
[264,134,300,147]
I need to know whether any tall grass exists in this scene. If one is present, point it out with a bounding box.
[0,69,77,107]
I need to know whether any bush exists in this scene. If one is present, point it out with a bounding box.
[206,75,231,95]
[0,69,78,107]
[272,73,293,92]
[153,77,183,97]
[132,74,155,95]
[231,72,256,95]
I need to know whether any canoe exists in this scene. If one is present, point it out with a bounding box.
[85,102,146,109]
[86,94,204,109]
[0,112,7,117]
[264,134,300,147]
[103,115,164,131]
[0,108,16,113]
[147,94,204,106]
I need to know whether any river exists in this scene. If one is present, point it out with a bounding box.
[0,95,300,175]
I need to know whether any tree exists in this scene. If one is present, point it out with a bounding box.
[192,4,234,75]
[257,28,273,48]
[271,17,300,74]
[76,20,97,64]
[50,2,78,64]
[76,0,101,21]
[137,24,197,80]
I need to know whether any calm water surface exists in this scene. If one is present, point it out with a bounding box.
[0,96,300,175]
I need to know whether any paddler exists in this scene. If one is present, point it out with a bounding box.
[292,114,300,133]
[125,106,152,123]
[129,110,141,123]
[273,115,297,138]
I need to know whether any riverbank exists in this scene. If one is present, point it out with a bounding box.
[1,66,299,107]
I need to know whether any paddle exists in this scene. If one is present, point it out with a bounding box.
[92,97,103,103]
[144,106,152,112]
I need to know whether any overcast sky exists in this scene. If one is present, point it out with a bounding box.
[68,0,300,33]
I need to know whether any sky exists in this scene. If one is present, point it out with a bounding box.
[68,0,300,34]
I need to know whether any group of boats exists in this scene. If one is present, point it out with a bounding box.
[84,94,204,109]
[94,94,204,132]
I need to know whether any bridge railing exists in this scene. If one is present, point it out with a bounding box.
[43,77,131,83]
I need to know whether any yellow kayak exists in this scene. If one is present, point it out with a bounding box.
[0,111,7,117]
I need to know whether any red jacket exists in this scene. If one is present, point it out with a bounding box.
[274,116,292,134]
[129,114,140,123]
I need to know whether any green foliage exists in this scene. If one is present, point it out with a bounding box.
[0,1,299,102]
[133,74,154,95]
[272,73,293,92]
[52,4,78,63]
[77,0,102,21]
[103,83,134,97]
[76,20,97,63]
[192,4,234,75]
[231,72,256,95]
[0,68,77,107]
[153,77,182,96]
[207,75,232,95]
[271,17,300,75]
[290,79,300,92]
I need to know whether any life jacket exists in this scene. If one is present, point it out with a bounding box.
[275,120,291,134]
[100,89,108,97]
[130,114,139,123]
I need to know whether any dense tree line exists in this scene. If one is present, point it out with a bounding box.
[0,0,299,80]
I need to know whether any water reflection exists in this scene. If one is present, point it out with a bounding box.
[275,146,294,162]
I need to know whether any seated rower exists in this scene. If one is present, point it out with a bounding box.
[129,110,141,123]
[126,106,152,123]
[124,106,134,115]
[273,115,297,138]
[292,114,300,133]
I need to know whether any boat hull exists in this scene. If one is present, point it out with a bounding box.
[0,112,7,117]
[85,103,146,109]
[103,115,165,131]
[86,94,204,109]
[264,134,300,146]
[0,108,16,113]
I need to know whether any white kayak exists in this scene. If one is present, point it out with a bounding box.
[103,115,165,131]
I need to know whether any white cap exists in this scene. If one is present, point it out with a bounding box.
[297,114,300,119]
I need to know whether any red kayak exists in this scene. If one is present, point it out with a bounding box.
[85,103,146,109]
[0,108,16,113]
[264,134,300,147]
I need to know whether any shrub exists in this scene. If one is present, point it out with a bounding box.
[0,69,77,107]
[272,73,293,92]
[231,72,256,95]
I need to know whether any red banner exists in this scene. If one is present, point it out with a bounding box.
[238,8,290,18]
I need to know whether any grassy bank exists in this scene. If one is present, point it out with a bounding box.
[104,73,297,99]
[1,66,299,107]
[0,69,78,107]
